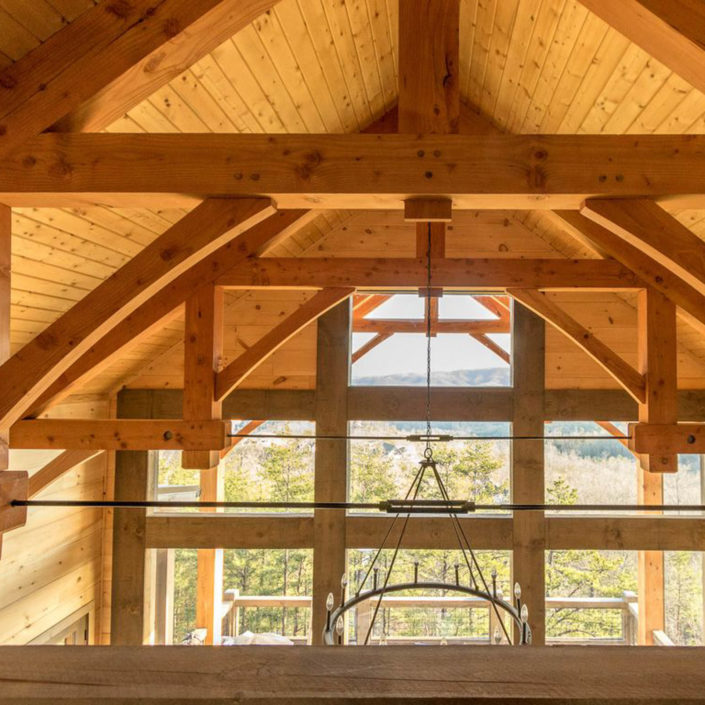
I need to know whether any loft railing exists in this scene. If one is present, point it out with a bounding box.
[217,589,665,646]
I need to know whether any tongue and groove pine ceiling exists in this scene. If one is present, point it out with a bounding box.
[4,0,705,398]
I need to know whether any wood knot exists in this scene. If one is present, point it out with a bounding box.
[106,0,133,19]
[0,74,17,90]
[48,158,73,179]
[145,51,166,74]
[163,17,181,38]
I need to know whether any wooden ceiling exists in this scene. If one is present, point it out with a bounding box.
[5,0,705,399]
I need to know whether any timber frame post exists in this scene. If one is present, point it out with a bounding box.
[511,302,546,645]
[311,301,351,644]
[110,449,153,645]
[636,288,676,644]
[182,284,226,645]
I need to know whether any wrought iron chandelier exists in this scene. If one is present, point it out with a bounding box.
[322,223,531,646]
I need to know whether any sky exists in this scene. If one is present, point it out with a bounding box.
[351,294,510,379]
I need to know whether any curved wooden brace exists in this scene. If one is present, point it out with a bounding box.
[24,209,313,419]
[0,197,275,428]
[509,288,646,404]
[215,287,355,402]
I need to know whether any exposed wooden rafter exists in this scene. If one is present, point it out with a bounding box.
[582,198,705,296]
[579,0,705,98]
[0,0,278,157]
[352,295,391,319]
[351,333,393,364]
[554,210,705,333]
[28,449,103,498]
[0,197,267,427]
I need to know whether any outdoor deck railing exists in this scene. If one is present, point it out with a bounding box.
[218,588,668,646]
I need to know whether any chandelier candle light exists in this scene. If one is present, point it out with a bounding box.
[321,224,531,647]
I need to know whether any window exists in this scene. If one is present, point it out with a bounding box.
[545,422,636,512]
[544,422,703,515]
[168,548,313,645]
[349,421,510,513]
[545,550,638,644]
[351,293,510,387]
[155,421,315,514]
[665,552,704,645]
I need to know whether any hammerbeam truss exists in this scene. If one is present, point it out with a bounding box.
[3,0,705,467]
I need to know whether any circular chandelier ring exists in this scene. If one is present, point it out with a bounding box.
[323,581,531,646]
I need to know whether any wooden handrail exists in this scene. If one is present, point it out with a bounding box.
[222,593,635,611]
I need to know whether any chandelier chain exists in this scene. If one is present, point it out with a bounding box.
[425,222,433,455]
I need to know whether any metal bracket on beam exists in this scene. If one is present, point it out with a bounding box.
[404,197,453,222]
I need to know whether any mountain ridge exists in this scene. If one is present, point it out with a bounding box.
[352,367,510,387]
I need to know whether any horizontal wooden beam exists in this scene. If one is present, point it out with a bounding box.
[353,318,509,334]
[218,258,640,290]
[146,515,313,549]
[1,645,704,702]
[145,513,705,552]
[119,388,705,423]
[10,420,228,451]
[628,422,705,455]
[347,386,514,421]
[546,517,705,552]
[223,390,317,421]
[7,134,705,208]
[345,516,512,550]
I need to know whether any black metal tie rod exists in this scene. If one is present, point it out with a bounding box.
[228,433,631,441]
[11,499,705,513]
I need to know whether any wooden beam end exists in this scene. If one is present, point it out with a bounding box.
[628,422,701,466]
[0,471,28,535]
[182,450,221,471]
